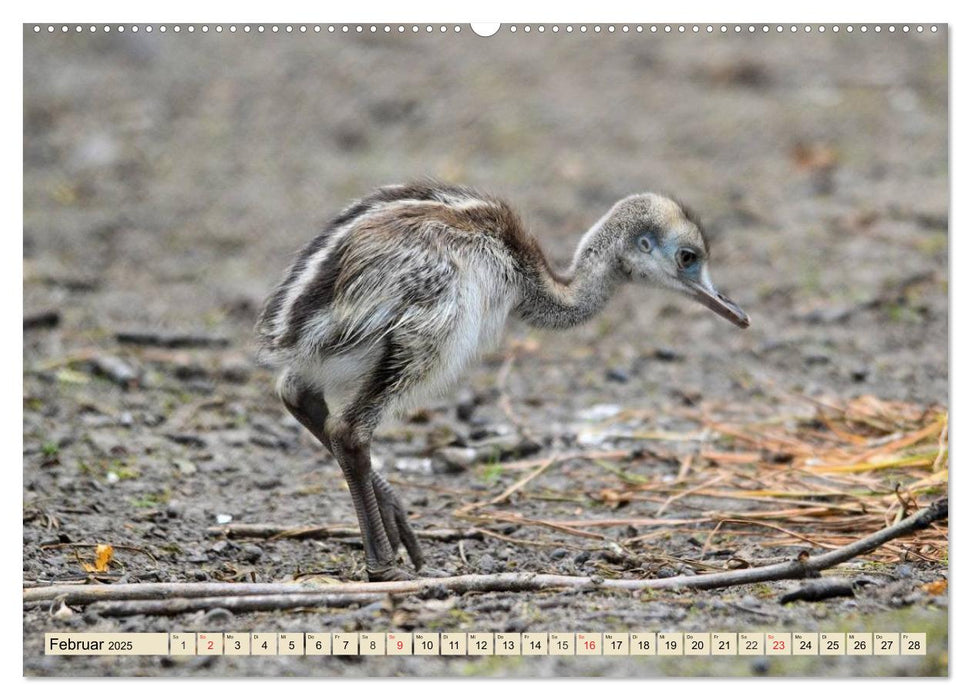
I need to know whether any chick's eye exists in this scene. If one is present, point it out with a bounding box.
[677,248,699,269]
[637,234,652,253]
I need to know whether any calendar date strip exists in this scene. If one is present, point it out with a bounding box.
[43,631,929,657]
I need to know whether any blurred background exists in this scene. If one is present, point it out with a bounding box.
[24,26,947,412]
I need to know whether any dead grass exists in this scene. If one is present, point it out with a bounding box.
[455,395,948,567]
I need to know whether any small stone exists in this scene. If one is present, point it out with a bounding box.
[578,404,622,421]
[241,544,263,563]
[209,540,230,554]
[71,132,118,169]
[455,389,478,422]
[118,411,134,427]
[249,433,288,450]
[174,459,197,476]
[167,433,207,449]
[469,433,523,457]
[418,584,450,600]
[253,476,282,489]
[509,437,543,459]
[395,457,433,474]
[751,658,770,675]
[166,500,185,518]
[605,367,630,383]
[576,430,611,447]
[896,564,914,579]
[215,513,233,525]
[550,548,569,560]
[203,607,234,625]
[52,601,75,619]
[106,471,120,484]
[653,348,684,362]
[574,551,591,566]
[655,567,677,578]
[218,430,250,447]
[432,447,478,473]
[91,355,139,388]
[476,554,498,573]
[359,601,387,615]
[469,415,491,428]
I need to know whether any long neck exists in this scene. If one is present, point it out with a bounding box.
[515,235,621,330]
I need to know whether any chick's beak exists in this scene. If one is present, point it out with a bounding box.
[685,278,750,329]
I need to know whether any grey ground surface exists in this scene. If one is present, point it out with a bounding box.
[23,25,948,676]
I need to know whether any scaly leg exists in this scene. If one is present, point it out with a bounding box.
[328,420,411,581]
[280,340,428,580]
[280,373,409,579]
[371,471,424,570]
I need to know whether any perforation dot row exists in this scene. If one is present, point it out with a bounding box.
[31,24,940,35]
[32,24,464,34]
[508,24,939,34]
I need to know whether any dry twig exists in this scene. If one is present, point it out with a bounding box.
[206,524,482,542]
[24,498,945,615]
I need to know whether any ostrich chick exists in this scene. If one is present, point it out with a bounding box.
[256,182,749,581]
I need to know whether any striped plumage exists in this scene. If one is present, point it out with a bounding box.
[257,181,749,581]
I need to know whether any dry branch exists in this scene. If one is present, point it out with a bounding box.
[25,498,945,615]
[778,578,859,604]
[87,593,382,618]
[205,524,483,542]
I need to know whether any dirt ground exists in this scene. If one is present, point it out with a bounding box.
[23,24,948,677]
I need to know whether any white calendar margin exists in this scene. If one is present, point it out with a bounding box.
[8,0,959,695]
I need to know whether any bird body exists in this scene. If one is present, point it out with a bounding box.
[258,185,522,419]
[257,181,749,581]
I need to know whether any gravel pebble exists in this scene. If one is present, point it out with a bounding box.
[477,554,498,573]
[605,367,630,383]
[202,608,234,625]
[241,544,264,563]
